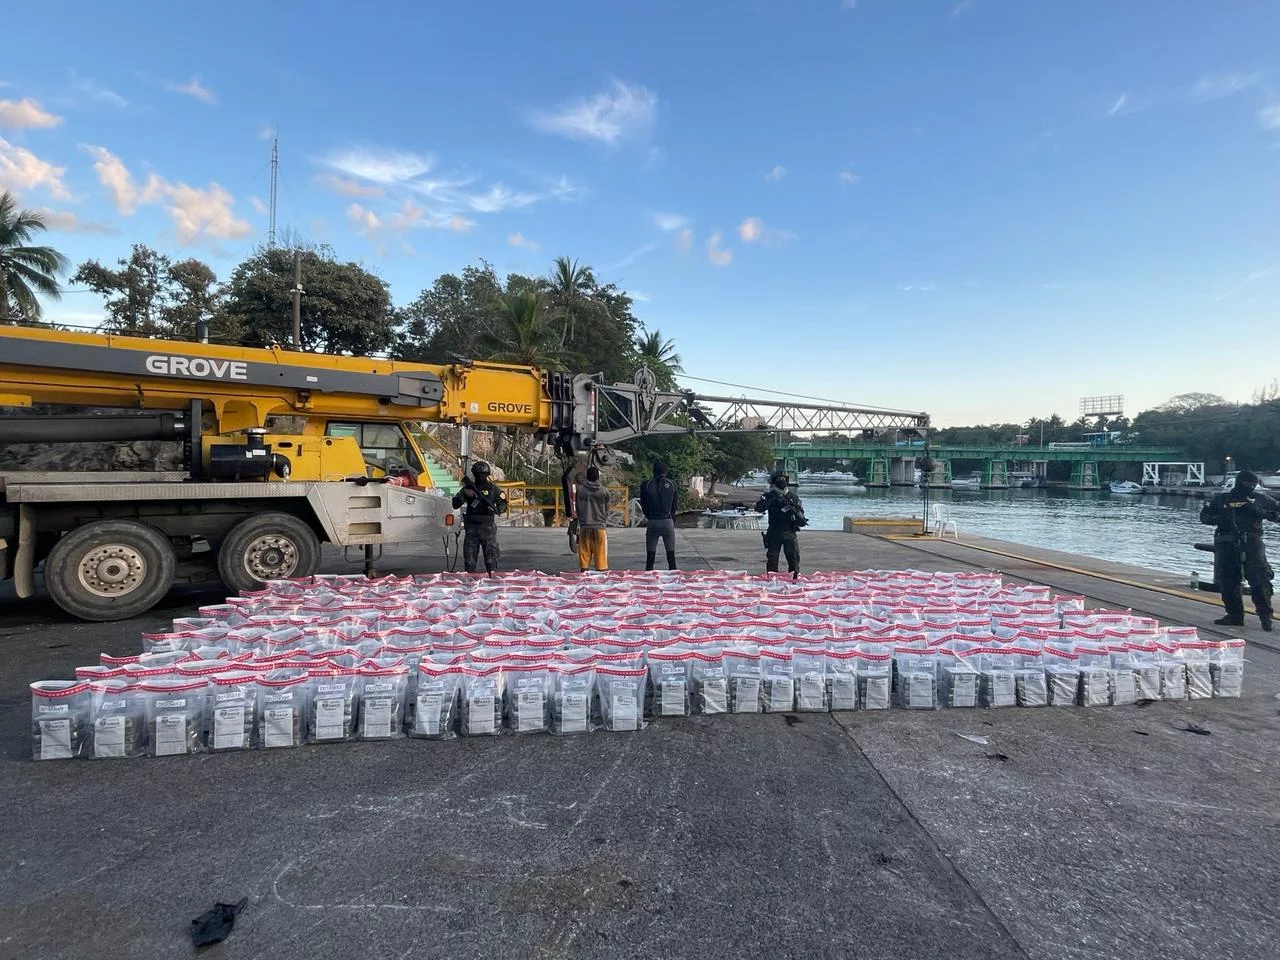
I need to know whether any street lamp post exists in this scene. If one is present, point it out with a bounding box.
[919,454,937,535]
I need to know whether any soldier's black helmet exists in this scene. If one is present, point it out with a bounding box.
[770,470,789,488]
[471,461,492,481]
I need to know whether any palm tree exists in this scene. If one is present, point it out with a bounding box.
[484,291,567,370]
[545,256,596,348]
[636,329,682,391]
[637,329,683,373]
[0,192,70,323]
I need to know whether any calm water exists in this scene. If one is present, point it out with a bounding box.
[784,485,1280,576]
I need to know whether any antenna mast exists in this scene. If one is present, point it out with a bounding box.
[267,132,279,249]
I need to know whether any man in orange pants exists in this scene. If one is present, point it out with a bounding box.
[574,466,611,572]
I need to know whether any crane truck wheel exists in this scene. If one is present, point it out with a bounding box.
[217,513,321,594]
[45,520,178,622]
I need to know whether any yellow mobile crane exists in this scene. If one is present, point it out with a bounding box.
[0,325,930,620]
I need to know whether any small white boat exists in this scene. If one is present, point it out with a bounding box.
[1108,480,1143,495]
[799,470,862,485]
[1008,471,1040,488]
[951,476,982,491]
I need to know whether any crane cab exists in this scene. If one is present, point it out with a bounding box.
[202,420,444,488]
[319,420,437,488]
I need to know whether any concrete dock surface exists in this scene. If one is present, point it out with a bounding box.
[1,528,1278,960]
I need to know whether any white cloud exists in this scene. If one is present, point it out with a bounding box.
[249,196,268,215]
[80,144,162,213]
[321,146,547,228]
[1189,71,1261,103]
[630,291,650,302]
[841,0,857,8]
[737,216,795,245]
[654,212,688,231]
[0,98,61,130]
[706,230,733,267]
[675,227,693,255]
[321,147,434,184]
[548,174,585,201]
[71,72,127,108]
[839,170,860,188]
[161,181,252,243]
[643,145,665,171]
[765,164,786,181]
[508,232,539,251]
[33,208,114,235]
[1109,71,1263,121]
[529,80,657,145]
[1214,265,1278,302]
[257,124,276,141]
[741,217,765,243]
[348,197,473,241]
[465,184,538,213]
[347,202,382,233]
[601,242,662,272]
[898,282,936,292]
[1260,104,1280,131]
[317,172,385,198]
[80,144,250,243]
[951,0,972,15]
[0,137,70,199]
[167,76,217,106]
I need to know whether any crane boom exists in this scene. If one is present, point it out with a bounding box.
[0,325,562,436]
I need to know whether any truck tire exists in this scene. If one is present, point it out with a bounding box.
[217,512,321,594]
[45,520,177,622]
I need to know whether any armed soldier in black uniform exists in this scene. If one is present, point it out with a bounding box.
[1200,469,1277,631]
[753,470,807,578]
[452,461,507,575]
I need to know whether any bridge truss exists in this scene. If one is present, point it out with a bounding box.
[583,370,931,446]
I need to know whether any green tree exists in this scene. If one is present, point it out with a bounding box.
[0,191,70,324]
[566,281,641,382]
[545,256,595,348]
[220,247,396,355]
[702,427,775,495]
[482,291,568,370]
[72,244,228,340]
[394,261,503,362]
[620,433,707,495]
[1157,392,1228,414]
[636,328,683,390]
[396,257,644,382]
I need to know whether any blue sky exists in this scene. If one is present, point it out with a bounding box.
[2,0,1278,426]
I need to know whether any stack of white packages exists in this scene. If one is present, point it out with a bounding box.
[30,569,1246,760]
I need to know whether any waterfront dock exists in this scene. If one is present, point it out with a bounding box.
[1,528,1278,960]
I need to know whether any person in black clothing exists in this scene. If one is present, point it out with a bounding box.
[754,470,806,578]
[452,461,508,575]
[1200,469,1277,631]
[639,459,679,571]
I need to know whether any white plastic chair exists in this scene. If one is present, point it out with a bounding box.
[929,503,959,539]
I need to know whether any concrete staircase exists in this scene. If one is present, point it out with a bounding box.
[421,451,459,491]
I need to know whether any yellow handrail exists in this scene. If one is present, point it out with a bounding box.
[413,426,463,481]
[521,483,632,526]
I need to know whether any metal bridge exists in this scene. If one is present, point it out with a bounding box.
[770,441,1185,490]
[771,441,1181,463]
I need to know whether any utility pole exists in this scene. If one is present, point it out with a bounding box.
[267,133,279,249]
[291,250,302,349]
